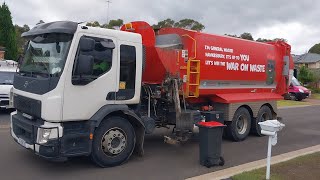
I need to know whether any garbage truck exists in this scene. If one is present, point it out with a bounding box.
[10,21,294,167]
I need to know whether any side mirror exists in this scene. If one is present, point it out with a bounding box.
[79,37,95,52]
[75,54,94,75]
[101,40,115,49]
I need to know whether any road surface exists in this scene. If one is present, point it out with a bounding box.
[0,106,319,180]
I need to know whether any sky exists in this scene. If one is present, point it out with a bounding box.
[3,0,320,55]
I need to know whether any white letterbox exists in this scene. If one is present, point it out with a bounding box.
[259,119,285,180]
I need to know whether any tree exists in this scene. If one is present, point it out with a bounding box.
[256,38,271,42]
[225,34,239,38]
[87,19,124,29]
[240,32,254,40]
[15,24,30,54]
[174,19,205,31]
[308,43,320,54]
[101,19,123,29]
[298,66,315,84]
[256,37,287,43]
[108,19,123,29]
[152,18,205,31]
[0,3,18,60]
[152,18,175,29]
[36,20,45,25]
[86,21,101,27]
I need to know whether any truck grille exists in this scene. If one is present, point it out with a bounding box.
[0,100,9,106]
[11,114,41,144]
[13,94,41,118]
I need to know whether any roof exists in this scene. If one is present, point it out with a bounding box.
[294,53,320,64]
[0,46,5,51]
[22,21,78,37]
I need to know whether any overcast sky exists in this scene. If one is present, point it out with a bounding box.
[3,0,320,54]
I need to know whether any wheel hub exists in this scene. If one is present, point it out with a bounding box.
[236,115,248,135]
[101,128,127,156]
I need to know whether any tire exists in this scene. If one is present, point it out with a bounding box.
[91,116,136,167]
[295,94,303,101]
[225,107,251,141]
[251,105,272,136]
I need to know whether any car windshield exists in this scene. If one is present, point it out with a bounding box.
[0,72,15,85]
[19,33,73,77]
[292,77,301,86]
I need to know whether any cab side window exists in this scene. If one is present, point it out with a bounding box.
[73,36,113,85]
[116,45,136,100]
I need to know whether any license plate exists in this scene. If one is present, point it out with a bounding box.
[18,138,27,148]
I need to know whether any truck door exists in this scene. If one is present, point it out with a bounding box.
[113,42,142,104]
[63,35,118,120]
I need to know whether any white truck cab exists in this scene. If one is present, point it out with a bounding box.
[0,60,17,109]
[10,21,145,166]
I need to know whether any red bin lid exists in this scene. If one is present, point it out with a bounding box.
[197,121,225,128]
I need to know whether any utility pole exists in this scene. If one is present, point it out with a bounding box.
[106,0,112,24]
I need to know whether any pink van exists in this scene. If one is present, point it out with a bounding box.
[288,77,311,101]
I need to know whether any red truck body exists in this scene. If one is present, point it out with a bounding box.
[121,21,293,104]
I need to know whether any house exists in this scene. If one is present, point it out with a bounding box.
[0,46,5,60]
[294,53,320,88]
[293,53,320,69]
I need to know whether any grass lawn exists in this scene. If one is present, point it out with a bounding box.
[311,93,320,100]
[232,152,320,180]
[277,100,310,107]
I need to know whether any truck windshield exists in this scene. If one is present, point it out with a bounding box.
[19,33,73,77]
[292,77,301,86]
[0,72,15,85]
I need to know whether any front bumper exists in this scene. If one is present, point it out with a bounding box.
[10,112,94,160]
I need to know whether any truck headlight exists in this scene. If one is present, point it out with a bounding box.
[37,128,58,144]
[299,89,304,93]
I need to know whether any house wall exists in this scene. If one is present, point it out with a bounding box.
[295,62,320,69]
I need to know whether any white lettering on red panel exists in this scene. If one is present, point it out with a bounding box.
[204,45,265,73]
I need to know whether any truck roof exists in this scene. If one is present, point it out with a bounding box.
[0,60,18,72]
[22,21,78,37]
[22,21,142,44]
[78,24,142,44]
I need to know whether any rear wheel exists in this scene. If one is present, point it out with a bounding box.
[226,107,251,141]
[252,105,272,136]
[91,116,136,167]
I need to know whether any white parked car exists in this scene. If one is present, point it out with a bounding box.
[0,60,18,109]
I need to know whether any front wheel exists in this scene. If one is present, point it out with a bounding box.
[226,107,252,141]
[295,94,303,101]
[91,116,136,167]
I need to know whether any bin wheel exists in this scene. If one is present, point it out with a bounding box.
[219,157,225,166]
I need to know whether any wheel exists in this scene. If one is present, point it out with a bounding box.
[251,105,272,136]
[91,116,136,167]
[295,94,303,101]
[226,107,251,141]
